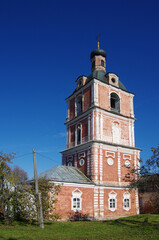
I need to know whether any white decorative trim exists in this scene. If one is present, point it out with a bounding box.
[94,187,99,217]
[79,159,85,166]
[96,112,99,139]
[129,121,132,146]
[134,151,137,180]
[117,149,121,183]
[91,112,94,140]
[125,160,130,168]
[99,145,103,183]
[123,154,131,160]
[91,82,94,106]
[130,95,134,118]
[112,122,121,144]
[108,191,117,212]
[71,189,82,212]
[135,189,139,214]
[78,152,85,159]
[94,82,99,106]
[87,149,90,176]
[132,123,135,147]
[105,151,115,158]
[107,158,114,166]
[123,192,131,211]
[99,187,104,216]
[94,147,98,181]
[100,113,103,140]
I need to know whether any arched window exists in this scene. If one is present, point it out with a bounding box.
[76,96,83,115]
[71,189,82,212]
[123,192,131,211]
[110,93,120,113]
[108,191,117,212]
[101,60,104,67]
[77,125,81,145]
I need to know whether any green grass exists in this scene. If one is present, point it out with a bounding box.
[0,214,159,240]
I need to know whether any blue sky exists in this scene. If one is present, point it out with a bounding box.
[0,0,159,178]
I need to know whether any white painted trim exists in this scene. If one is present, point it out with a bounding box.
[117,149,121,183]
[100,113,103,140]
[96,112,99,140]
[94,82,99,106]
[105,151,115,158]
[65,104,135,126]
[108,191,117,212]
[123,154,131,160]
[129,121,132,146]
[91,82,94,106]
[135,188,139,214]
[54,182,128,190]
[94,78,134,97]
[78,152,85,159]
[91,111,94,140]
[71,189,82,212]
[123,192,131,211]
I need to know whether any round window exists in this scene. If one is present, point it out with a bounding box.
[79,159,85,166]
[111,78,116,83]
[125,160,130,168]
[107,158,114,166]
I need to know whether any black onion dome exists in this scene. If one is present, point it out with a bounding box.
[90,48,106,59]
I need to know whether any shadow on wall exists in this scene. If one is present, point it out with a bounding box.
[68,211,93,221]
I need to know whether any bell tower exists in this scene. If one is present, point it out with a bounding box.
[61,44,140,187]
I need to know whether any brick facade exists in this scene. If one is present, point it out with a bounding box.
[57,46,141,219]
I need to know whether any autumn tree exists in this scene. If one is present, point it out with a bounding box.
[125,145,159,213]
[31,177,60,221]
[0,152,60,224]
[12,165,28,184]
[0,152,16,223]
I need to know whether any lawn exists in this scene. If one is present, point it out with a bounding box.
[0,214,159,240]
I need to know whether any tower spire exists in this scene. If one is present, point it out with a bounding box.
[96,33,100,49]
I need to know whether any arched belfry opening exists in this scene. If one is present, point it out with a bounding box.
[110,93,120,113]
[76,95,83,115]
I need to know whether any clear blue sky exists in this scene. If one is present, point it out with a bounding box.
[0,0,159,178]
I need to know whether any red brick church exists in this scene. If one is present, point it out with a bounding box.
[39,44,141,219]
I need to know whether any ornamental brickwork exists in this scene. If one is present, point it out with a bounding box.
[57,46,141,219]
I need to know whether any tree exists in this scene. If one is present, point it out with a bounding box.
[31,177,60,221]
[0,152,60,224]
[0,152,16,223]
[12,165,28,184]
[125,145,159,190]
[125,145,159,213]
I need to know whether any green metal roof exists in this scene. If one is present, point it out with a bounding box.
[87,70,127,91]
[37,165,93,184]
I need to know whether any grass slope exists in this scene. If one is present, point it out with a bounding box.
[0,214,159,240]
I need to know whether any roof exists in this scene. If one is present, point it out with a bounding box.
[90,48,107,59]
[37,165,93,184]
[87,70,127,91]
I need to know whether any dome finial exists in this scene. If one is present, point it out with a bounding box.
[96,33,100,49]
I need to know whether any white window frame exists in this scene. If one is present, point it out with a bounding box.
[123,192,131,211]
[71,189,82,212]
[79,158,85,166]
[108,191,117,212]
[76,95,83,116]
